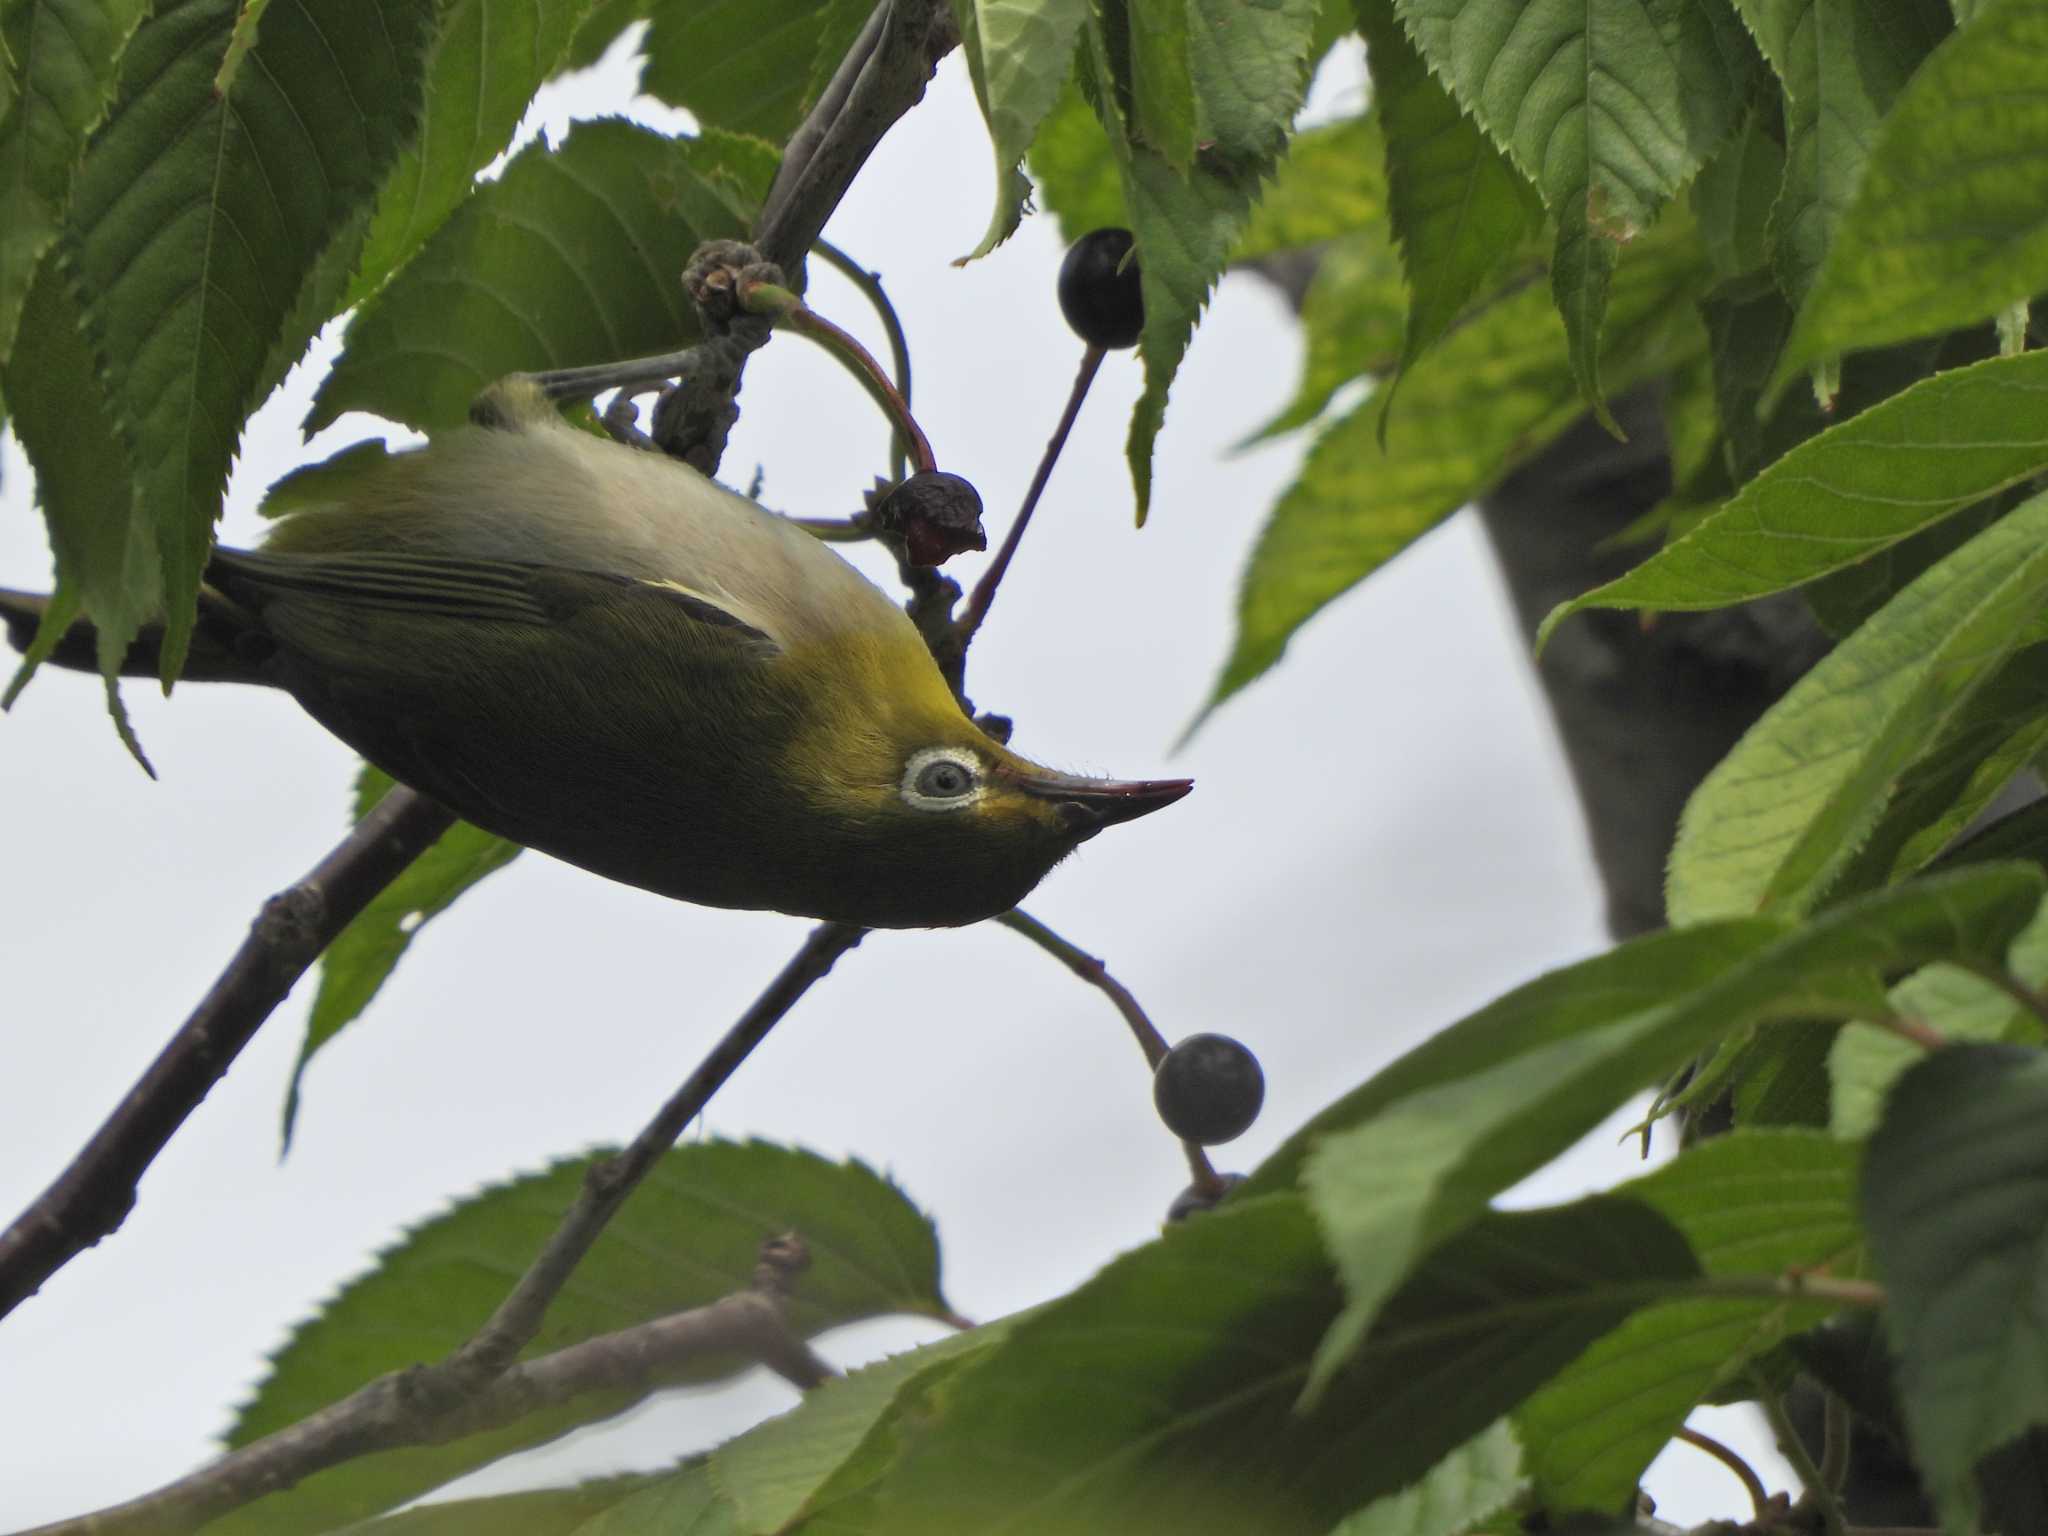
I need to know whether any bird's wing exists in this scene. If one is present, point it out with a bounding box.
[208,549,778,652]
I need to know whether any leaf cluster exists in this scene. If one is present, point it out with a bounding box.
[9,0,2048,1532]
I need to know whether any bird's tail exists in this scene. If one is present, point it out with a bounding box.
[0,585,275,686]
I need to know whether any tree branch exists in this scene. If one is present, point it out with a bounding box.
[0,787,458,1323]
[956,346,1104,646]
[997,910,1225,1198]
[1675,1425,1771,1520]
[442,921,864,1387]
[16,1236,833,1536]
[755,0,955,277]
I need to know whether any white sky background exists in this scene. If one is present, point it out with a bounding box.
[0,36,1792,1531]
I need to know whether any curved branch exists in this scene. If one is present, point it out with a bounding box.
[17,1236,833,1536]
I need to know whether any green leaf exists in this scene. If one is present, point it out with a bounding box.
[1864,1044,2048,1533]
[0,252,151,751]
[1828,898,2048,1139]
[1396,0,1750,424]
[214,1141,950,1534]
[1246,228,1406,438]
[308,121,771,433]
[1932,796,2048,876]
[1285,865,2043,1396]
[282,767,522,1150]
[1515,1130,1865,1515]
[953,0,1091,262]
[1773,0,2048,393]
[0,0,149,357]
[1697,271,1794,485]
[1127,0,1195,170]
[1025,73,1128,242]
[1330,1422,1525,1536]
[1231,113,1385,263]
[1246,919,1785,1200]
[1824,638,2048,901]
[829,1195,1694,1536]
[777,1332,1014,1533]
[711,1327,1008,1533]
[1733,0,1949,314]
[1691,105,1785,283]
[1801,472,2012,642]
[258,438,402,517]
[50,0,440,683]
[1088,0,1318,520]
[337,1474,671,1533]
[1538,349,2048,646]
[559,0,648,73]
[1207,218,1704,713]
[1356,0,1542,410]
[566,1464,735,1536]
[640,0,871,142]
[346,0,604,308]
[1667,487,2048,923]
[1733,1016,1840,1128]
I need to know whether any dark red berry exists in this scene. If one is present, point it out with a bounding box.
[871,471,986,567]
[1153,1033,1264,1145]
[1058,228,1144,349]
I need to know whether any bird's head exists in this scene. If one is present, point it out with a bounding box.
[776,640,1191,926]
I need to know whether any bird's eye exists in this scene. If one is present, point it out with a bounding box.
[902,749,983,810]
[916,758,973,797]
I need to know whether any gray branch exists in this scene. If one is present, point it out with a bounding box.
[14,1237,832,1536]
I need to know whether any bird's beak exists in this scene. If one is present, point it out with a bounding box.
[1012,773,1194,838]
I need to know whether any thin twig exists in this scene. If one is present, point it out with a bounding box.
[996,910,1224,1198]
[956,345,1104,645]
[790,513,875,541]
[514,342,722,406]
[1702,1272,1886,1309]
[998,910,1171,1065]
[757,0,891,253]
[18,1237,833,1536]
[446,922,865,1385]
[0,787,458,1323]
[1866,1010,1947,1051]
[741,277,936,474]
[815,240,914,480]
[753,0,954,276]
[1752,1371,1850,1536]
[1675,1425,1771,1520]
[1819,1387,1852,1494]
[1954,957,2048,1032]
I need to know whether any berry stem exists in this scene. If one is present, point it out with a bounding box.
[814,241,914,481]
[1674,1426,1770,1520]
[997,909,1227,1198]
[955,344,1106,646]
[739,278,936,474]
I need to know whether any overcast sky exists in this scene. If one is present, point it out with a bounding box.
[0,36,1788,1531]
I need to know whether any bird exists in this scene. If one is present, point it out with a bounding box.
[0,380,1190,928]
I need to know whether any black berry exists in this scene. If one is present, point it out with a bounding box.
[1057,228,1144,349]
[1153,1033,1264,1145]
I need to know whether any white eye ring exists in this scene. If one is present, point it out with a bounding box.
[901,747,985,811]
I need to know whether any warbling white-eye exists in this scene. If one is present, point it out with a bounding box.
[1,380,1190,928]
